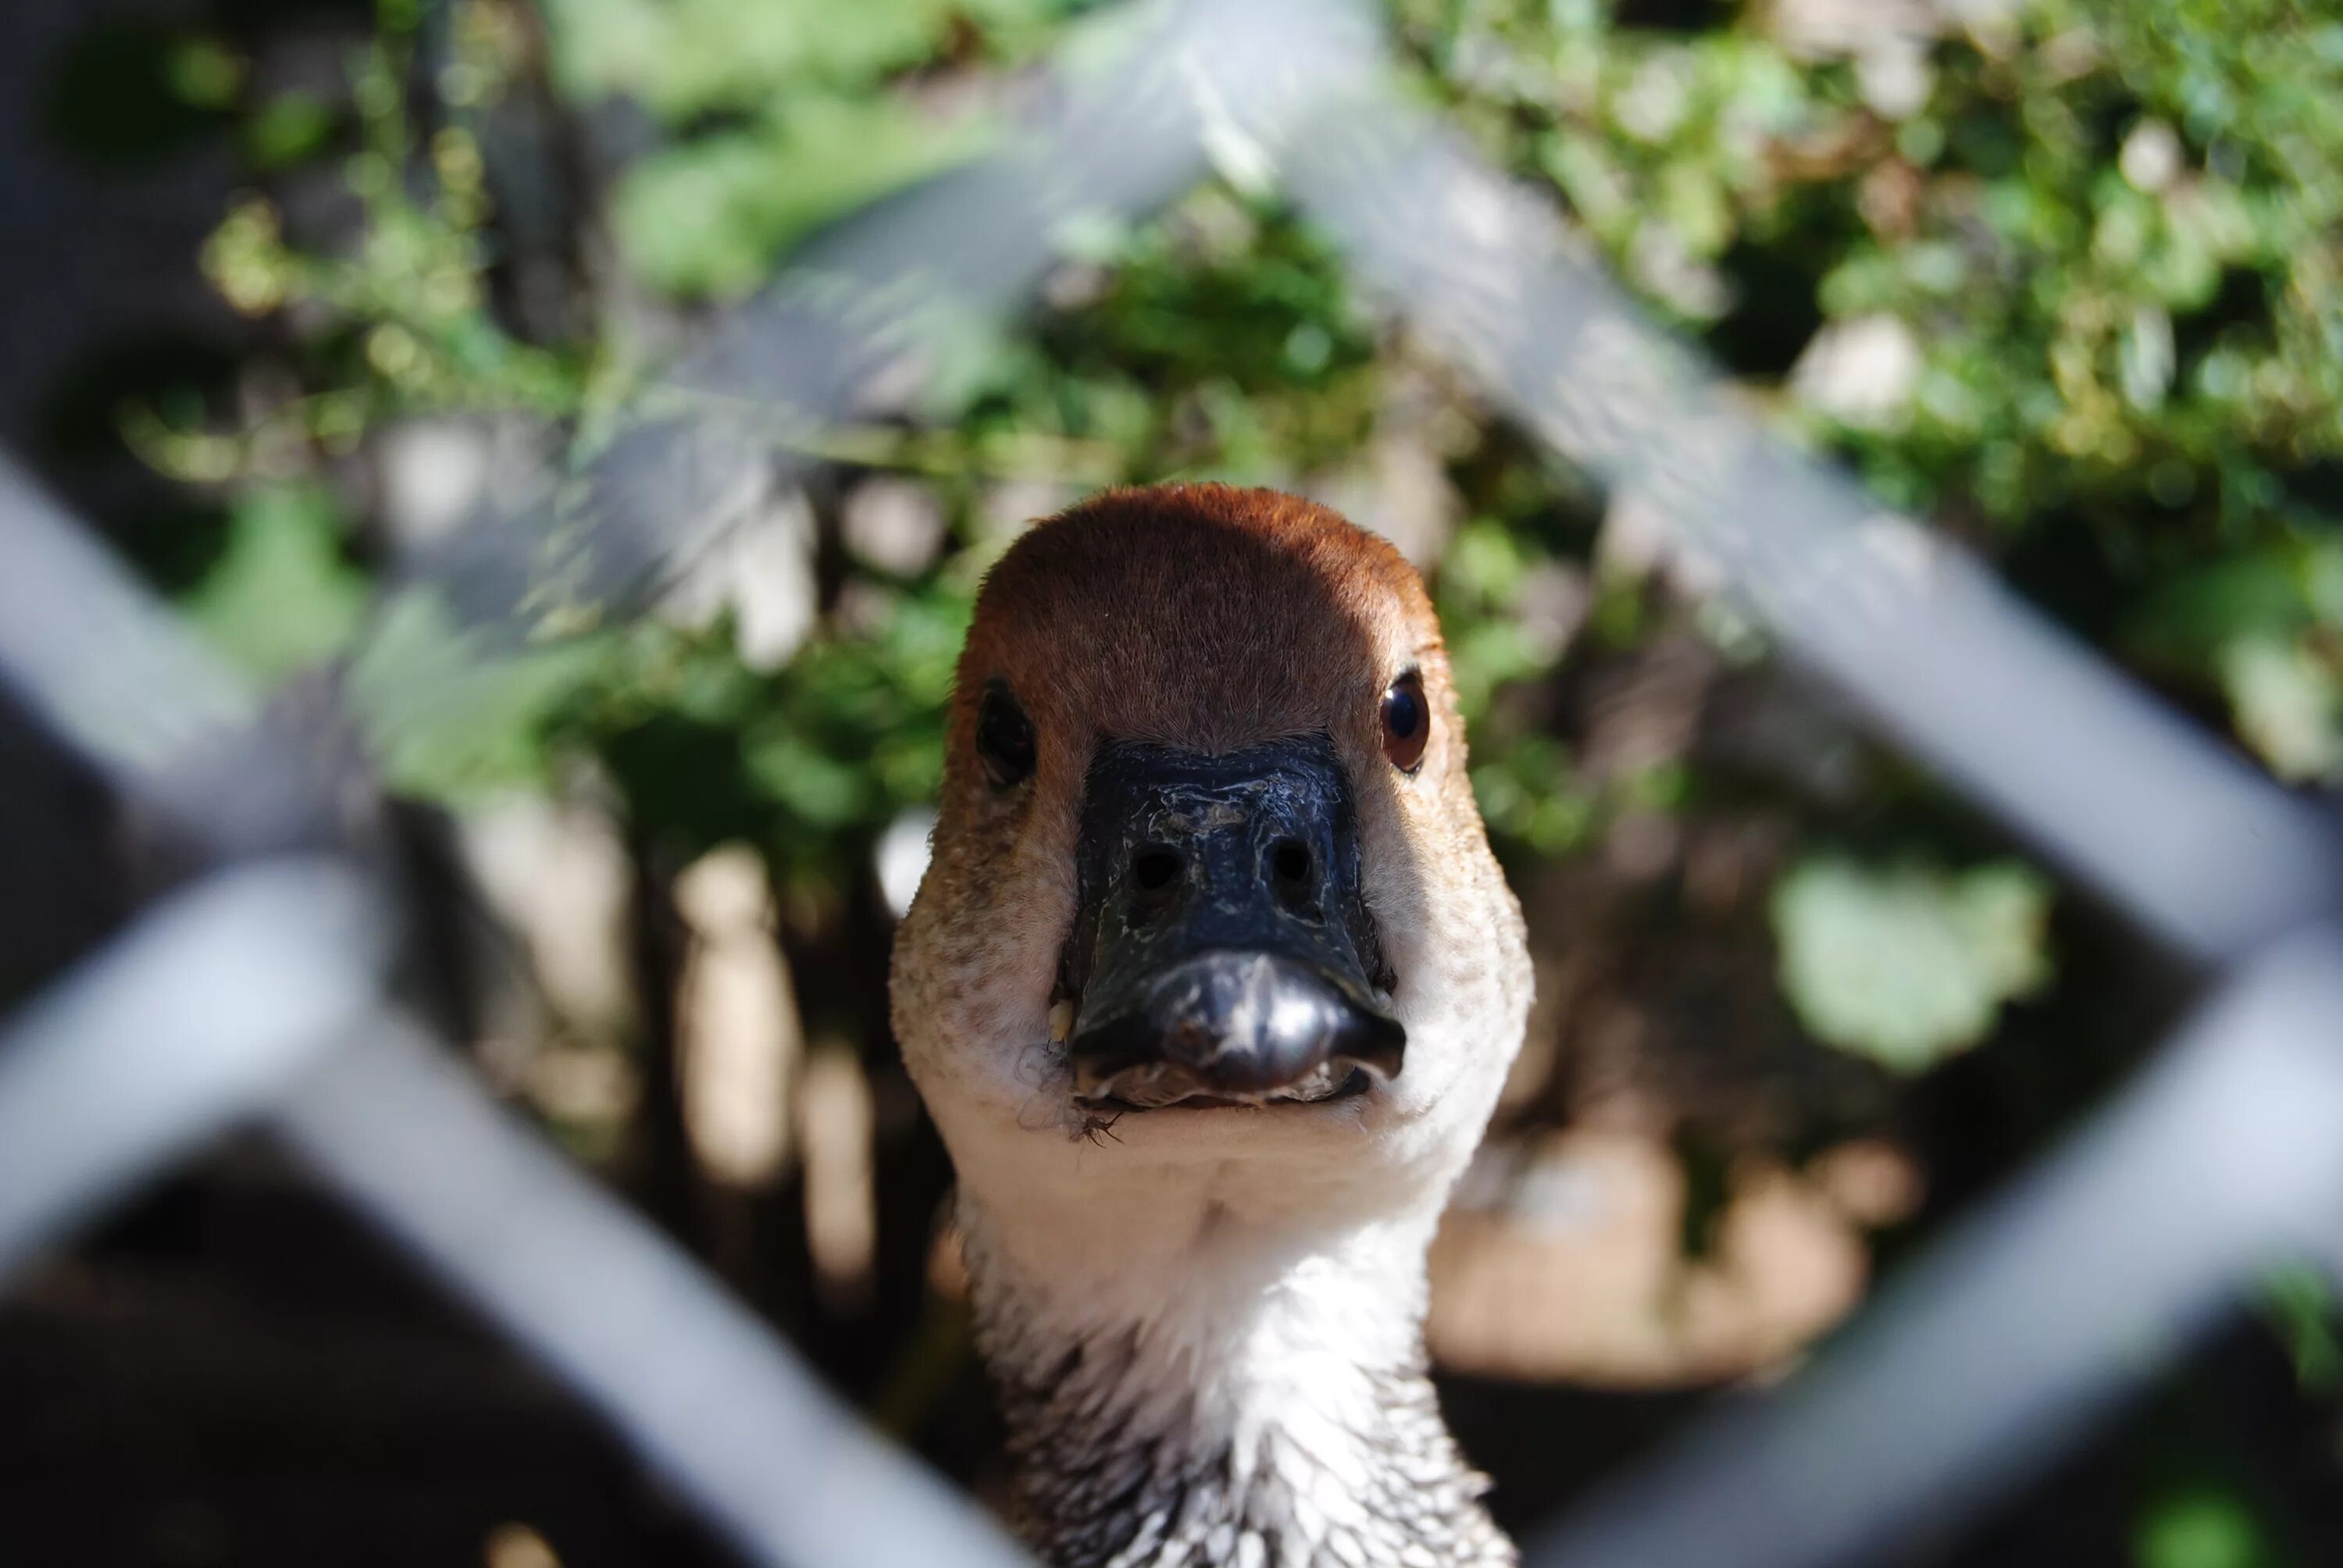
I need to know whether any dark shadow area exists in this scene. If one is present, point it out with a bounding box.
[0,1151,743,1568]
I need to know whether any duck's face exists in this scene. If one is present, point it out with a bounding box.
[893,485,1529,1232]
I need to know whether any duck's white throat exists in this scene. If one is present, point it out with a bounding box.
[958,1171,1514,1568]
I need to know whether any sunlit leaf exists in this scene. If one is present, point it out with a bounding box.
[2136,1487,2277,1568]
[182,486,366,681]
[1772,857,2052,1073]
[346,590,608,801]
[2220,636,2343,783]
[610,98,986,298]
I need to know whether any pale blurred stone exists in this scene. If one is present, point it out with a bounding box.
[1040,258,1111,312]
[1314,437,1460,568]
[877,808,938,919]
[1578,626,1717,786]
[1597,490,1674,580]
[1791,313,1922,429]
[2120,119,2184,194]
[484,1522,562,1568]
[373,416,553,552]
[675,843,801,1188]
[526,1043,639,1125]
[1856,42,1933,119]
[461,793,636,1038]
[1767,0,1944,57]
[843,477,948,576]
[1516,563,1591,664]
[1812,1138,1927,1227]
[979,479,1080,547]
[1629,224,1731,319]
[1614,52,1694,143]
[1605,809,1683,883]
[1428,1131,1872,1388]
[802,1042,877,1310]
[658,485,817,672]
[1598,491,1724,599]
[376,419,494,547]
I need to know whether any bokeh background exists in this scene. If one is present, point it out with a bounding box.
[4,0,2342,1564]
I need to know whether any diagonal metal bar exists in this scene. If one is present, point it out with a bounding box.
[0,456,1034,1563]
[1525,926,2343,1568]
[0,858,387,1279]
[4,0,1378,836]
[0,453,256,804]
[1265,54,2343,1564]
[5,5,2343,1567]
[394,0,1378,648]
[0,454,380,864]
[273,1023,1033,1568]
[1277,84,2343,966]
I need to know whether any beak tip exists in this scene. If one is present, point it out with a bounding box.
[1068,951,1405,1105]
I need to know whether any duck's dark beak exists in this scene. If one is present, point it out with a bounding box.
[1058,735,1403,1109]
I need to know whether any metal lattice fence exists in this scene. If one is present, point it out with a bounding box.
[5,2,2342,1565]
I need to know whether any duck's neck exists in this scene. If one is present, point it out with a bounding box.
[958,1193,1512,1568]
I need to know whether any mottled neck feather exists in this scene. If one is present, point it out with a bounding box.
[962,1210,1515,1568]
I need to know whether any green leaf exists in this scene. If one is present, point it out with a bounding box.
[2261,1263,2343,1394]
[182,486,367,681]
[543,0,1033,120]
[166,37,243,109]
[744,730,867,829]
[2220,636,2343,783]
[1772,857,2053,1073]
[610,98,985,298]
[244,91,336,169]
[2136,1486,2278,1568]
[345,589,608,802]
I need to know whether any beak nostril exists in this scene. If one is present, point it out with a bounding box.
[1267,837,1323,921]
[1131,846,1185,893]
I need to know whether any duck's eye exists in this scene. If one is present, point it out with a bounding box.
[977,682,1036,789]
[1380,672,1429,773]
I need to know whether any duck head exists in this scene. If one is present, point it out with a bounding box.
[896,483,1527,1207]
[892,483,1531,1566]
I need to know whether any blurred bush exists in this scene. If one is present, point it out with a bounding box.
[16,0,2338,1552]
[94,0,2343,1381]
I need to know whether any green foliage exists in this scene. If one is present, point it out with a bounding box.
[2132,534,2343,780]
[94,5,2343,1539]
[2260,1263,2343,1394]
[1772,857,2052,1071]
[574,583,968,878]
[944,187,1386,479]
[610,98,990,298]
[148,0,2343,1060]
[1400,0,2343,778]
[183,486,367,680]
[244,91,337,169]
[541,0,1064,298]
[347,590,612,800]
[540,0,1057,119]
[2135,1486,2285,1568]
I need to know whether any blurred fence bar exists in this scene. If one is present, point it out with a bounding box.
[1527,927,2343,1568]
[1278,94,2343,967]
[0,860,384,1278]
[401,0,1376,646]
[6,0,2343,1566]
[0,454,257,811]
[1271,41,2343,1563]
[276,1021,1034,1568]
[0,455,1038,1567]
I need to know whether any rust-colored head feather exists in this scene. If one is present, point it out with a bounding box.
[947,482,1453,804]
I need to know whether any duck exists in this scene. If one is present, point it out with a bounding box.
[892,483,1533,1568]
